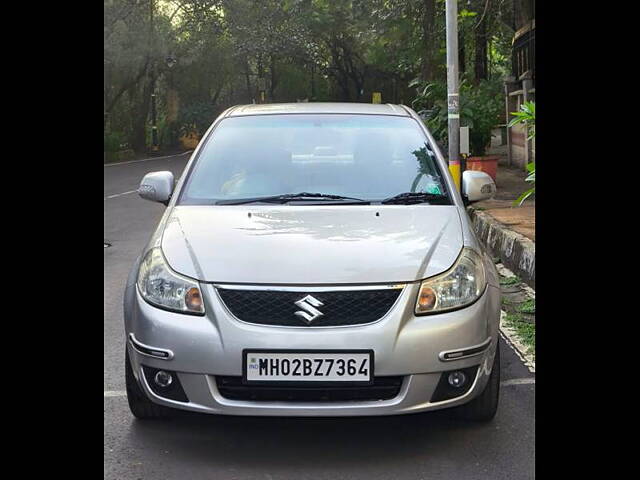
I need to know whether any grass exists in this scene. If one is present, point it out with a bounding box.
[517,299,535,314]
[499,275,521,286]
[503,312,535,353]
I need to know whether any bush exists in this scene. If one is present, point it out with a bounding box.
[411,77,503,156]
[159,118,181,149]
[509,101,536,205]
[104,131,127,152]
[464,80,503,155]
[177,101,219,137]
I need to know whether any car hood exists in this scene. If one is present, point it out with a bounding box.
[161,205,463,284]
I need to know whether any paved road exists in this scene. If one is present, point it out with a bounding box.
[104,153,535,480]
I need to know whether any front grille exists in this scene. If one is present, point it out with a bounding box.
[215,376,404,402]
[216,287,403,327]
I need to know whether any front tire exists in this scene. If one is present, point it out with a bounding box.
[125,348,172,419]
[454,342,500,421]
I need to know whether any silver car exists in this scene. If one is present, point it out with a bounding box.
[124,103,501,421]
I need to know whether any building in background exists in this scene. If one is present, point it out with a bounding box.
[505,0,535,169]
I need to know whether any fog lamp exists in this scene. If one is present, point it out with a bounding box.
[447,371,467,388]
[154,370,173,388]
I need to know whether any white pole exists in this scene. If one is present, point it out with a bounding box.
[445,0,461,190]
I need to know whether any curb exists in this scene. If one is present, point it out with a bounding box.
[103,150,192,167]
[500,313,535,373]
[496,263,535,372]
[467,206,535,288]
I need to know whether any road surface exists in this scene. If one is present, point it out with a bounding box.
[104,152,535,479]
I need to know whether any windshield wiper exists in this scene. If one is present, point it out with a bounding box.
[380,192,450,205]
[216,192,370,205]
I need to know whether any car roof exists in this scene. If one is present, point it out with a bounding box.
[226,102,410,117]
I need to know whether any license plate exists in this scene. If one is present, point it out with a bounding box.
[243,350,374,384]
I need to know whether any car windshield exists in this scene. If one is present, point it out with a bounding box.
[179,114,450,205]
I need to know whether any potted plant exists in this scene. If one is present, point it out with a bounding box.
[412,78,503,182]
[461,80,503,182]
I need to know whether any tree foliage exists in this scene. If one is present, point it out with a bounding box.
[509,100,535,205]
[104,0,517,152]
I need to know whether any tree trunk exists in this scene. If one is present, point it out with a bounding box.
[345,52,365,101]
[257,59,265,103]
[244,58,252,102]
[328,39,352,101]
[474,1,489,82]
[131,75,153,152]
[421,0,436,82]
[269,55,277,101]
[130,0,154,152]
[340,80,350,101]
[352,72,364,101]
[104,59,149,116]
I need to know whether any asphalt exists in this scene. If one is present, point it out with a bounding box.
[104,153,535,480]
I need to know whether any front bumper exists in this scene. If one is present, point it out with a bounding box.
[124,282,501,416]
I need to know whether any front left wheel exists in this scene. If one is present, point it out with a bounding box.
[125,348,172,419]
[453,342,500,421]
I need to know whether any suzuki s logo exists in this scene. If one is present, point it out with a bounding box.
[481,184,493,194]
[294,295,324,323]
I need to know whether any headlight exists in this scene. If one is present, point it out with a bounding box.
[137,248,205,314]
[415,247,486,314]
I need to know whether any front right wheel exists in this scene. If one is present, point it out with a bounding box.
[454,342,500,421]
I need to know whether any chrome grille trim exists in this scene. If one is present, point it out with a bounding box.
[214,284,406,328]
[213,283,406,292]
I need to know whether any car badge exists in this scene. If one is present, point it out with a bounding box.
[294,295,325,323]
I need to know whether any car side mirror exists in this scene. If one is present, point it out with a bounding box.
[138,171,175,206]
[462,170,496,203]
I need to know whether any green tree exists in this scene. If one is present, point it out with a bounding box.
[104,0,520,154]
